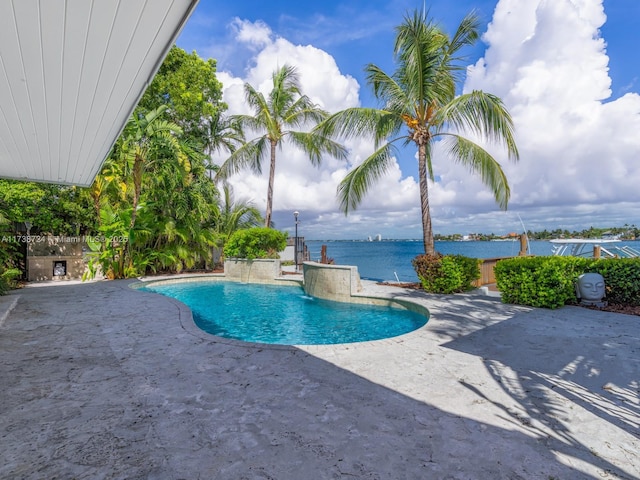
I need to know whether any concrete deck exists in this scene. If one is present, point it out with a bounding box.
[0,279,638,479]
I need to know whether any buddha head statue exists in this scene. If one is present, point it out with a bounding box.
[576,272,606,306]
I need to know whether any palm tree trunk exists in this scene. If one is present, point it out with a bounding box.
[125,155,143,270]
[130,155,143,230]
[418,143,435,255]
[264,140,277,227]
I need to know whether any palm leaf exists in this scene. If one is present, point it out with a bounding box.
[442,135,511,209]
[337,143,398,213]
[287,131,348,166]
[437,91,519,160]
[216,137,269,180]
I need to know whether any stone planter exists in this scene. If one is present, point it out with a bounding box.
[302,261,362,302]
[224,258,281,283]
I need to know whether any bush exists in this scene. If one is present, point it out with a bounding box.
[494,256,591,309]
[224,227,287,260]
[412,253,480,294]
[0,267,21,295]
[591,258,640,305]
[494,256,640,309]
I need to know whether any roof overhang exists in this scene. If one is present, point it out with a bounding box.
[0,0,199,186]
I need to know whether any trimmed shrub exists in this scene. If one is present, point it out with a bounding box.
[224,227,287,260]
[494,256,640,309]
[591,258,640,305]
[494,256,588,308]
[412,253,480,294]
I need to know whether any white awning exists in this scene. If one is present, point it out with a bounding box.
[0,0,199,186]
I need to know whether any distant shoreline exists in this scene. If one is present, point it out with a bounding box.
[307,237,639,243]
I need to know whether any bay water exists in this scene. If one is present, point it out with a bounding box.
[304,239,637,282]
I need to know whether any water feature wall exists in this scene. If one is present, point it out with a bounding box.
[224,258,283,283]
[302,262,362,302]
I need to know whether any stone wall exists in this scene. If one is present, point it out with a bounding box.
[302,262,362,302]
[224,258,282,283]
[26,236,87,281]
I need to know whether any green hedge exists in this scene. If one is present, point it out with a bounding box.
[412,254,480,294]
[223,227,287,260]
[0,267,21,295]
[591,259,640,305]
[494,256,640,309]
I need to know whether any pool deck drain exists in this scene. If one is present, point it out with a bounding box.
[0,279,638,479]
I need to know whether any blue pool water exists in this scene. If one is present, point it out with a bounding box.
[141,281,427,345]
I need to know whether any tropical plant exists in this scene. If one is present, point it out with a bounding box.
[412,253,480,293]
[214,182,264,248]
[83,204,135,280]
[0,180,96,235]
[495,256,593,309]
[115,105,188,232]
[317,9,519,255]
[216,64,348,227]
[138,153,219,273]
[137,46,226,147]
[224,227,288,260]
[86,105,213,278]
[0,209,22,293]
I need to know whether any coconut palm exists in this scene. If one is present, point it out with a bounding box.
[117,105,187,232]
[318,9,519,255]
[216,64,348,227]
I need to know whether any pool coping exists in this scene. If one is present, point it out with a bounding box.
[132,274,432,350]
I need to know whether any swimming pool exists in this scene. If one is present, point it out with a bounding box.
[140,280,428,345]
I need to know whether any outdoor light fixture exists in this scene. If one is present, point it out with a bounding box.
[293,211,299,272]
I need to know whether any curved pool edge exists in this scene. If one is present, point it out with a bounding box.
[130,279,301,351]
[129,276,431,349]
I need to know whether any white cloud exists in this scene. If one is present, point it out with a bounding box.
[457,0,640,233]
[216,20,421,239]
[231,18,273,49]
[214,1,640,239]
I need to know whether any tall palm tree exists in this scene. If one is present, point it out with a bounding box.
[318,10,519,255]
[216,64,348,227]
[117,105,187,232]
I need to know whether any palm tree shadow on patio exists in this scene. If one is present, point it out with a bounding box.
[439,302,639,479]
[2,281,635,478]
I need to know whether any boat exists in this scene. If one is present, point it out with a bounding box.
[550,238,640,258]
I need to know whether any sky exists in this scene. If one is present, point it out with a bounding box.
[176,0,640,240]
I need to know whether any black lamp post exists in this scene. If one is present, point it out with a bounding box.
[293,211,299,272]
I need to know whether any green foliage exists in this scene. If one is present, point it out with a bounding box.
[412,253,480,294]
[0,211,22,293]
[495,257,590,309]
[83,205,134,280]
[590,258,640,305]
[137,46,225,147]
[494,256,640,308]
[213,183,263,249]
[493,256,640,309]
[0,47,230,283]
[0,267,21,295]
[224,228,287,260]
[319,9,518,255]
[217,64,347,227]
[83,46,230,279]
[0,180,96,235]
